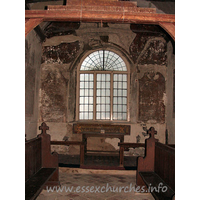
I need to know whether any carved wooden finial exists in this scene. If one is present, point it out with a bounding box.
[148,127,157,138]
[39,122,49,134]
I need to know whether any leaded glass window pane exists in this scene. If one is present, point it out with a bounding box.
[96,74,111,120]
[80,50,127,71]
[79,74,94,120]
[113,74,127,120]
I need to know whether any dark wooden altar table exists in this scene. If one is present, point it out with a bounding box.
[73,123,131,167]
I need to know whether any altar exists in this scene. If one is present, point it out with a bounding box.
[73,123,131,155]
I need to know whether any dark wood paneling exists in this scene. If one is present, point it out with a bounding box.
[155,142,175,191]
[25,137,42,182]
[25,122,60,199]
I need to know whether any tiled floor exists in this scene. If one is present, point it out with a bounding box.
[37,168,154,200]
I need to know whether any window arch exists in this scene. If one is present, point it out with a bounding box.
[80,50,127,71]
[77,49,129,121]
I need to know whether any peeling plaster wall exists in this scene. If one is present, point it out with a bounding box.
[37,22,174,154]
[25,29,42,140]
[138,70,166,123]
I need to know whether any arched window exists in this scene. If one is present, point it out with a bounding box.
[78,50,129,121]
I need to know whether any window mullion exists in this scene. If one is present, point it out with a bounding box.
[110,72,113,121]
[93,72,97,120]
[103,50,105,71]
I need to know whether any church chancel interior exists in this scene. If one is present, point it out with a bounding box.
[25,0,175,199]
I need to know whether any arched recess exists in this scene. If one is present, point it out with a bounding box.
[67,44,133,122]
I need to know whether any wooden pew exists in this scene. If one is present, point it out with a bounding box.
[118,142,145,167]
[25,122,59,200]
[136,127,175,200]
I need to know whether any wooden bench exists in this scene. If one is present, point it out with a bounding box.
[136,127,175,200]
[118,142,145,167]
[25,122,59,200]
[51,140,85,165]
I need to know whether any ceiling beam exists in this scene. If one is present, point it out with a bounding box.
[145,0,174,2]
[25,0,63,3]
[67,0,137,7]
[25,10,175,24]
[47,5,156,13]
[25,7,175,40]
[25,4,46,42]
[159,22,175,40]
[25,18,44,38]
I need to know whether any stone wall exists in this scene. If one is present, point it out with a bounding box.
[36,22,175,153]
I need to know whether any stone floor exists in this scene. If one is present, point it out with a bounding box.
[58,154,137,169]
[37,168,154,200]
